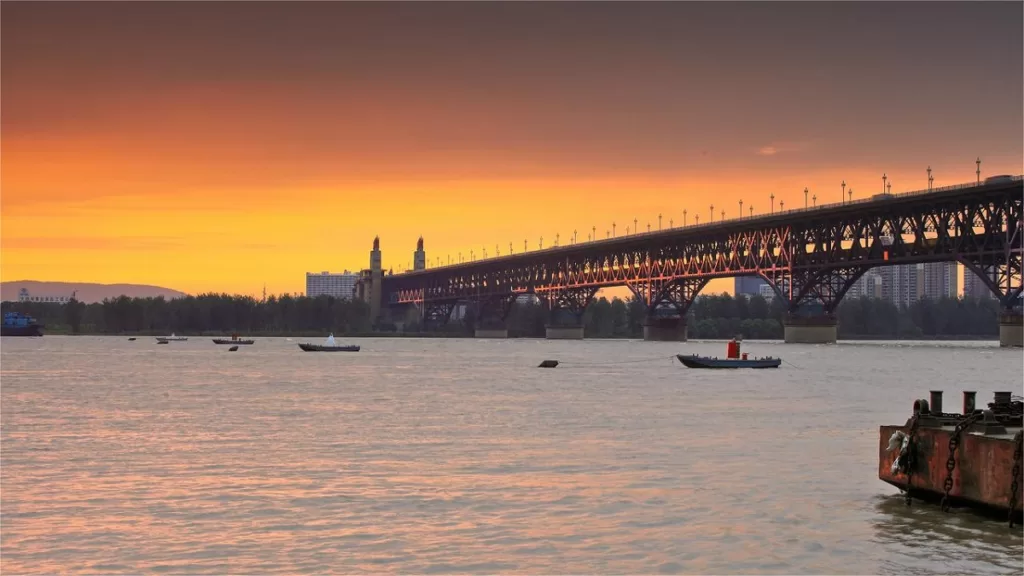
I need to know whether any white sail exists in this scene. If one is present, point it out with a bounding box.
[325,333,336,346]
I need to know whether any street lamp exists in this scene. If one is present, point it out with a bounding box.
[634,218,638,234]
[841,180,846,204]
[510,242,513,255]
[683,209,688,226]
[739,199,743,218]
[812,194,817,207]
[555,233,560,247]
[882,173,887,193]
[770,193,775,213]
[658,214,662,230]
[780,200,785,211]
[710,204,714,222]
[848,188,853,202]
[524,239,528,252]
[887,182,891,194]
[927,166,933,190]
[573,229,577,244]
[749,206,753,217]
[606,230,610,239]
[804,187,808,209]
[647,223,651,233]
[721,209,725,222]
[695,214,700,225]
[669,218,674,228]
[592,226,596,241]
[976,157,981,183]
[612,222,616,237]
[539,236,543,249]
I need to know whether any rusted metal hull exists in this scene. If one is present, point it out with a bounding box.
[879,424,1023,517]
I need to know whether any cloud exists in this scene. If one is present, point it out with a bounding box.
[755,141,810,157]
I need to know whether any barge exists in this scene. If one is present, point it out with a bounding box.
[879,390,1023,525]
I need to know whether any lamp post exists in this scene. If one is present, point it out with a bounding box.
[683,209,688,226]
[606,230,610,239]
[841,180,846,204]
[633,218,638,234]
[770,193,775,213]
[812,194,817,207]
[612,222,616,237]
[927,166,933,190]
[510,242,513,255]
[524,239,527,252]
[592,226,596,241]
[555,233,560,247]
[710,204,714,222]
[804,187,808,208]
[848,188,853,202]
[669,218,673,228]
[695,214,700,225]
[573,229,577,244]
[887,182,891,194]
[976,157,981,183]
[721,209,725,222]
[539,237,543,250]
[739,199,743,218]
[459,251,462,263]
[882,173,887,194]
[749,206,753,217]
[647,223,651,233]
[658,214,662,230]
[780,200,785,211]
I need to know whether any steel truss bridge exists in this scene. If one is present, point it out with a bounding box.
[382,177,1023,337]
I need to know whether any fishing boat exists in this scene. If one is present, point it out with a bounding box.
[298,333,359,352]
[677,338,781,369]
[212,334,254,345]
[155,333,187,343]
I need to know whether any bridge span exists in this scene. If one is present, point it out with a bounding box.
[356,177,1023,346]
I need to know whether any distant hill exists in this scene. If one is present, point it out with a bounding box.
[1,281,187,304]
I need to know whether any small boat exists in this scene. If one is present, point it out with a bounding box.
[676,354,780,369]
[156,333,187,343]
[677,338,781,369]
[157,340,169,345]
[298,333,359,352]
[212,334,254,345]
[128,337,137,341]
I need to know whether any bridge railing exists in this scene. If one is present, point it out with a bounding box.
[406,175,1022,273]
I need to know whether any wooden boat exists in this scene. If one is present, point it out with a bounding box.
[212,335,254,345]
[298,343,360,352]
[676,354,780,369]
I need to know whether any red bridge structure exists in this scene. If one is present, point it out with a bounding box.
[356,176,1023,345]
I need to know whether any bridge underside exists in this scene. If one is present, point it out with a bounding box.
[385,180,1022,343]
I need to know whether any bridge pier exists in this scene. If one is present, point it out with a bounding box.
[475,328,509,339]
[999,313,1023,348]
[783,315,838,344]
[643,317,687,341]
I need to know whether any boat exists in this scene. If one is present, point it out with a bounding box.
[1,311,44,337]
[676,338,781,369]
[880,390,1022,523]
[212,334,254,345]
[155,333,188,342]
[677,354,781,369]
[298,333,359,352]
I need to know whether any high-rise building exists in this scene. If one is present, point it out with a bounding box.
[305,270,359,299]
[734,276,768,297]
[848,270,883,300]
[881,264,922,308]
[921,261,958,300]
[964,269,996,300]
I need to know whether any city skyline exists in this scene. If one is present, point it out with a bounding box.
[2,2,1022,296]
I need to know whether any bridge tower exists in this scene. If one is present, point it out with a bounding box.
[368,236,383,322]
[413,237,426,271]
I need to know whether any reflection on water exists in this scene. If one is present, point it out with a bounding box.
[1,336,1022,574]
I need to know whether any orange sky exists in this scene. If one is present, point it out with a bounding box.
[2,2,1022,296]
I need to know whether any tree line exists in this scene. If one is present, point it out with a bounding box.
[1,292,1004,339]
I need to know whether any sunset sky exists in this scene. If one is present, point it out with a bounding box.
[3,2,1022,296]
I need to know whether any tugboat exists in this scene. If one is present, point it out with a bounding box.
[212,333,254,345]
[1,311,44,337]
[298,333,360,352]
[880,390,1023,524]
[677,338,781,369]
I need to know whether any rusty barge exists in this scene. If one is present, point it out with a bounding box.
[879,390,1023,526]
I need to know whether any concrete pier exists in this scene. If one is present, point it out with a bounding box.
[643,318,688,341]
[545,325,585,340]
[999,313,1023,348]
[474,328,509,339]
[783,316,838,344]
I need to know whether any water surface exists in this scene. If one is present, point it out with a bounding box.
[2,336,1022,574]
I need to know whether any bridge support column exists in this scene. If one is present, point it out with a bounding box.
[470,295,517,339]
[783,315,838,344]
[643,317,687,341]
[542,287,597,340]
[999,312,1023,348]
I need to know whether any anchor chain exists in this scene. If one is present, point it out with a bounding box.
[1010,431,1022,528]
[940,411,983,513]
[903,414,921,506]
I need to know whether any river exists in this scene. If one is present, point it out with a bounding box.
[2,336,1021,574]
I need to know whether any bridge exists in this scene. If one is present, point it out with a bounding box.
[356,176,1023,346]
